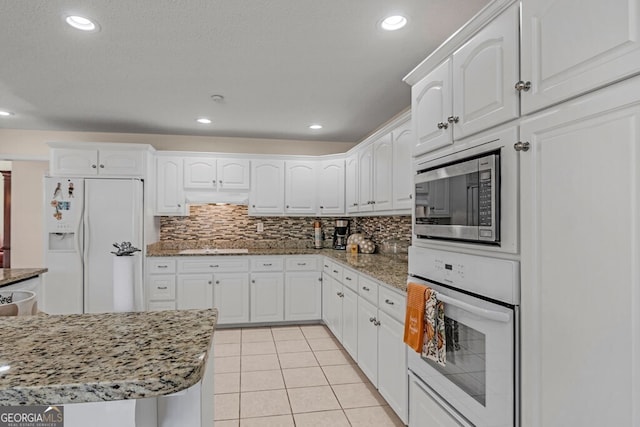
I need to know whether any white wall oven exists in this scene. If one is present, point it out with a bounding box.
[413,125,519,254]
[408,246,520,427]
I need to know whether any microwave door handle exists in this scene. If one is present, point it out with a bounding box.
[417,157,479,183]
[436,293,511,323]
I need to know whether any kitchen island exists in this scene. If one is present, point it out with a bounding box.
[0,309,217,426]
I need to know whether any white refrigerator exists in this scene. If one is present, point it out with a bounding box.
[43,177,144,314]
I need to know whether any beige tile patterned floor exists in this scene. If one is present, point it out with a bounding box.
[212,325,405,426]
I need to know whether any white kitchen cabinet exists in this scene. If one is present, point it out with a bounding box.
[324,276,343,341]
[345,153,359,214]
[249,160,285,215]
[317,159,345,215]
[213,273,250,324]
[357,296,378,385]
[218,158,250,190]
[183,157,217,189]
[177,274,213,310]
[521,0,640,115]
[372,134,393,211]
[284,271,322,321]
[392,120,413,210]
[520,77,640,427]
[156,156,186,215]
[377,311,408,423]
[411,3,519,156]
[284,160,317,215]
[409,372,467,427]
[451,3,519,139]
[341,286,358,360]
[50,147,145,177]
[357,145,374,212]
[250,272,284,323]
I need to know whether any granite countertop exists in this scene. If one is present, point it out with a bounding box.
[0,269,48,288]
[0,309,217,406]
[147,242,408,292]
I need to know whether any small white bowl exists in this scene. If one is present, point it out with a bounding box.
[0,290,37,316]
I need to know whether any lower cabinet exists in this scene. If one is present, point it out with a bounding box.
[324,276,344,341]
[409,372,468,427]
[213,273,250,324]
[250,272,284,323]
[341,287,358,360]
[377,311,408,423]
[284,271,322,321]
[177,274,213,309]
[357,297,379,385]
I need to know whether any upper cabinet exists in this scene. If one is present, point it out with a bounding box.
[345,153,359,214]
[317,159,345,216]
[249,160,285,215]
[183,157,250,190]
[410,3,520,157]
[156,156,186,216]
[357,145,374,213]
[521,0,640,115]
[49,145,147,177]
[372,134,393,211]
[392,120,413,210]
[284,160,317,215]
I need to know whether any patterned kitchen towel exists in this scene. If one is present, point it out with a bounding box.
[403,282,428,352]
[423,288,446,366]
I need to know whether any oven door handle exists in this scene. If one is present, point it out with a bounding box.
[436,293,511,323]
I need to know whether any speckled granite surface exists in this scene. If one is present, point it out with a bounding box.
[0,269,47,288]
[0,309,217,406]
[147,242,408,292]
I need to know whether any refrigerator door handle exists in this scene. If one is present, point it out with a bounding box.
[82,187,90,313]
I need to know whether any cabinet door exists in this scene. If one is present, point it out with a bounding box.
[392,121,413,211]
[250,272,284,323]
[356,297,378,386]
[325,277,343,341]
[249,160,284,215]
[156,157,186,215]
[214,273,250,324]
[377,311,408,424]
[317,159,345,215]
[520,80,640,427]
[218,158,250,190]
[177,274,213,309]
[412,58,453,156]
[373,134,393,211]
[341,287,358,361]
[357,145,374,212]
[50,148,98,176]
[284,160,317,214]
[452,3,519,139]
[345,154,359,214]
[521,0,640,115]
[409,373,467,427]
[98,149,145,177]
[284,271,322,321]
[183,157,217,189]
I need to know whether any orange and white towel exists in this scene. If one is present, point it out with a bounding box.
[423,288,446,366]
[403,282,428,352]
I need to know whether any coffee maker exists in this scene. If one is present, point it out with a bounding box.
[332,219,350,250]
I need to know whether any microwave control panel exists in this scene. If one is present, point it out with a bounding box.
[478,170,492,227]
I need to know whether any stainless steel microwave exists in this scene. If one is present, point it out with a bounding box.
[414,151,500,244]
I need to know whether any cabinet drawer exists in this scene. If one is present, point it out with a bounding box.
[378,286,406,322]
[148,300,176,311]
[178,257,249,273]
[328,261,343,281]
[342,268,359,292]
[148,275,176,300]
[285,256,318,271]
[251,256,284,272]
[358,276,379,305]
[322,259,333,275]
[148,258,176,274]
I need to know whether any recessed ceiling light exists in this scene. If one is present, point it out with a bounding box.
[381,15,407,31]
[196,118,212,124]
[309,124,323,130]
[0,111,14,117]
[65,15,99,32]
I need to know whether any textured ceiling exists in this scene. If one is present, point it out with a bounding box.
[0,0,490,143]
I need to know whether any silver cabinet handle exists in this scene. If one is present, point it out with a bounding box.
[373,320,381,326]
[320,206,324,209]
[297,263,307,266]
[337,292,344,297]
[286,205,290,209]
[318,277,323,282]
[263,263,272,267]
[369,317,376,323]
[447,116,459,124]
[385,299,395,305]
[362,286,370,291]
[99,164,105,168]
[208,281,212,285]
[324,264,329,268]
[333,270,339,274]
[91,164,97,168]
[345,277,352,281]
[157,286,168,290]
[352,202,358,206]
[216,280,220,284]
[437,122,448,130]
[514,141,531,152]
[177,204,182,207]
[515,80,532,92]
[157,265,168,269]
[209,264,219,268]
[409,194,413,199]
[219,180,222,184]
[252,280,256,283]
[371,200,376,204]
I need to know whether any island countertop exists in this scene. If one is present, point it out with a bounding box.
[0,268,48,288]
[0,309,217,406]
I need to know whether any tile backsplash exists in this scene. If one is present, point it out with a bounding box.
[159,204,411,250]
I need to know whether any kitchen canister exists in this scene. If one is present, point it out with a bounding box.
[359,239,376,254]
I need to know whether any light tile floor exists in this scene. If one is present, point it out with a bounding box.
[213,324,405,427]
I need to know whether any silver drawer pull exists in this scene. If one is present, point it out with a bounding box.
[385,299,395,305]
[297,263,307,266]
[362,286,370,291]
[324,264,329,268]
[209,264,219,268]
[369,317,376,323]
[263,263,272,266]
[333,270,339,274]
[157,265,168,268]
[345,277,352,281]
[157,286,168,290]
[337,292,344,297]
